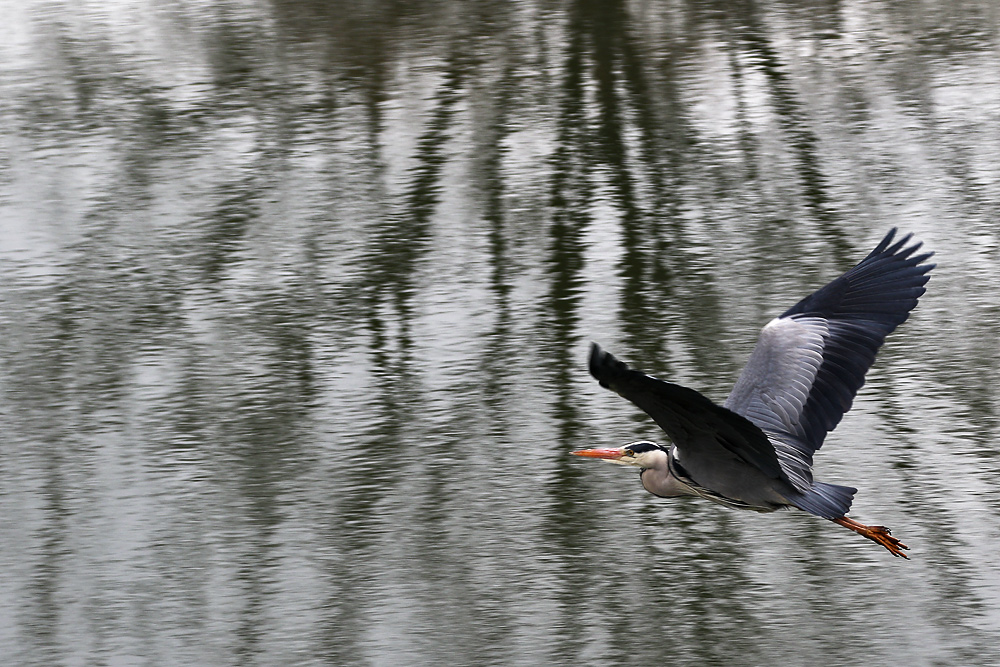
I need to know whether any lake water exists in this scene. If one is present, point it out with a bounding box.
[2,1,1000,665]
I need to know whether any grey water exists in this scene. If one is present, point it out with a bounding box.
[2,1,1000,665]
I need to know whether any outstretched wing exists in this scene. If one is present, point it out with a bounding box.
[589,342,789,484]
[724,228,934,491]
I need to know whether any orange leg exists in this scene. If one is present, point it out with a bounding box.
[832,516,910,558]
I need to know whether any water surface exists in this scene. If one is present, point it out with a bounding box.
[2,1,1000,665]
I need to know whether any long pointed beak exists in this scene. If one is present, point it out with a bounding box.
[571,448,625,460]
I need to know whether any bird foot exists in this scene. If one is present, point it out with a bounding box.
[833,516,909,558]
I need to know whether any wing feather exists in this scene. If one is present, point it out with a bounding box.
[588,343,789,484]
[724,228,934,491]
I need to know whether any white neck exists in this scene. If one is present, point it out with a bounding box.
[639,450,695,498]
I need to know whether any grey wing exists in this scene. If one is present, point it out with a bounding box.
[724,228,934,491]
[589,343,790,486]
[723,317,830,491]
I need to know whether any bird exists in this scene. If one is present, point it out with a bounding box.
[573,229,934,558]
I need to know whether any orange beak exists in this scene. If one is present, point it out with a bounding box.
[571,448,625,460]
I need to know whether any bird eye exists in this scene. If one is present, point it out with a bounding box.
[624,449,635,457]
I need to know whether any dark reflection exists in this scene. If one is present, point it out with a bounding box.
[202,179,258,282]
[322,42,472,663]
[543,2,772,662]
[542,3,593,661]
[593,0,677,368]
[365,48,465,323]
[231,291,317,661]
[638,511,766,666]
[478,59,514,400]
[728,4,853,261]
[23,451,69,666]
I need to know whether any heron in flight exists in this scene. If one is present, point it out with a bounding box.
[573,229,933,558]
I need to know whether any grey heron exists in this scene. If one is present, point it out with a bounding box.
[573,229,933,558]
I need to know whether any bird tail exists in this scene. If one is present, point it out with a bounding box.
[788,482,856,520]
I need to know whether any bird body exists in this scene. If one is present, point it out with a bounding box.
[573,229,934,558]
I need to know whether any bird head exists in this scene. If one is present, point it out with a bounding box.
[571,440,668,469]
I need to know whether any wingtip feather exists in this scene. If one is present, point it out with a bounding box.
[589,341,625,388]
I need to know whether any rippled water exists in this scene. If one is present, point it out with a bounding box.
[2,1,1000,665]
